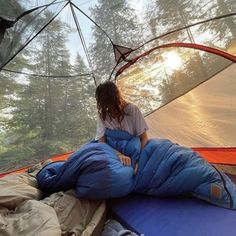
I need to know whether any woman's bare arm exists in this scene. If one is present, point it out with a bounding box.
[98,135,106,143]
[139,131,148,149]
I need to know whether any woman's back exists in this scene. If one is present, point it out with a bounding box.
[96,103,148,140]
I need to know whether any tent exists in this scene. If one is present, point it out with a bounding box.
[0,0,235,173]
[0,0,236,234]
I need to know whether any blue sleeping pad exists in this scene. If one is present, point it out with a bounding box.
[109,191,236,236]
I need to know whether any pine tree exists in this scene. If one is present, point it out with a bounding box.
[89,0,143,81]
[3,11,74,162]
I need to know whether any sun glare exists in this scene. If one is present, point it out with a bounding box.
[163,51,182,72]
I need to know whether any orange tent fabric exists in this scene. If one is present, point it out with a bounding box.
[1,148,235,178]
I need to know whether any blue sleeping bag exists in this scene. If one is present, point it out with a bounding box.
[37,142,134,199]
[37,129,236,209]
[105,129,236,209]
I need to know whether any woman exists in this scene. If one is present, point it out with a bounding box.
[95,81,148,167]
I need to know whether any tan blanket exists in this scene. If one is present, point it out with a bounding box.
[0,164,106,235]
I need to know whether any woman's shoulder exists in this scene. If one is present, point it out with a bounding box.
[124,103,139,113]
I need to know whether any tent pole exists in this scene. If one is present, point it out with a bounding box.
[0,0,69,71]
[69,2,97,87]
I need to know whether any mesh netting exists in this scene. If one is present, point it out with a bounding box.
[0,0,235,171]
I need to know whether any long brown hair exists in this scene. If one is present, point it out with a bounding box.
[95,81,127,123]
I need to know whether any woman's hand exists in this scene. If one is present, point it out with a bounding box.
[116,150,139,176]
[119,155,131,166]
[99,137,132,166]
[116,151,131,166]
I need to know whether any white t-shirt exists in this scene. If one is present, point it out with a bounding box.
[95,103,148,140]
